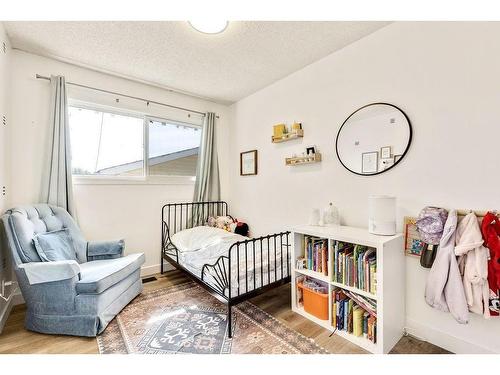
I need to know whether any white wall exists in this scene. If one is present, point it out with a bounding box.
[0,26,10,219]
[0,22,13,332]
[228,22,500,354]
[9,50,230,274]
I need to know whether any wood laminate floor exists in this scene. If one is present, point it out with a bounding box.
[0,270,450,354]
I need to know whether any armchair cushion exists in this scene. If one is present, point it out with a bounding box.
[76,253,145,294]
[18,260,80,285]
[87,239,124,261]
[33,228,78,262]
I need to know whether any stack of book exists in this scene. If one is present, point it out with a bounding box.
[302,236,328,276]
[332,289,377,343]
[333,242,376,294]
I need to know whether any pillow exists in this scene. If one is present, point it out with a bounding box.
[87,239,125,260]
[33,229,78,262]
[171,226,239,253]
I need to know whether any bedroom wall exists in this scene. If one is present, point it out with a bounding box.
[227,22,500,354]
[0,22,13,333]
[8,50,230,275]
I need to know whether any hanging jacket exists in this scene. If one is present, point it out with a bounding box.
[480,212,500,316]
[425,210,469,323]
[455,212,490,319]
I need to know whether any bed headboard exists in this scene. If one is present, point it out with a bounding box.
[161,201,229,236]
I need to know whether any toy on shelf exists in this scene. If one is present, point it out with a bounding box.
[272,122,303,143]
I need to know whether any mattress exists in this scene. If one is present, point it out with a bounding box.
[169,226,290,297]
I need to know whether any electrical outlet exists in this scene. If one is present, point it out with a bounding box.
[2,186,5,196]
[2,42,6,54]
[2,115,6,126]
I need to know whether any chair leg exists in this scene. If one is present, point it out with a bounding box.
[160,257,164,274]
[227,304,232,338]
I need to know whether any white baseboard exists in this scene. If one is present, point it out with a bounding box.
[405,318,497,354]
[140,262,174,277]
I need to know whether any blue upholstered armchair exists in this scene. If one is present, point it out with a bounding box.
[0,204,145,337]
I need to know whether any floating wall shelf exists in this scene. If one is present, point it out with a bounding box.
[285,152,322,166]
[272,129,304,143]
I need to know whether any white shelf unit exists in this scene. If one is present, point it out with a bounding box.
[290,225,404,354]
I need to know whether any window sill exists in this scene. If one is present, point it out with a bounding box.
[72,175,196,186]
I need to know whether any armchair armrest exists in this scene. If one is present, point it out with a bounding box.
[18,260,81,285]
[87,239,125,261]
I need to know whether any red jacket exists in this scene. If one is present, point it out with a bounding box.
[481,212,500,316]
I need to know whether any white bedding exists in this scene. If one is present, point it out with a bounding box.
[170,226,289,296]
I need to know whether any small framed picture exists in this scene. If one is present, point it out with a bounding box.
[240,150,258,176]
[361,151,378,174]
[394,154,403,163]
[380,146,392,159]
[306,146,316,155]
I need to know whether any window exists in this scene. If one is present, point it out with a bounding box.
[148,119,201,176]
[69,106,144,177]
[68,104,202,179]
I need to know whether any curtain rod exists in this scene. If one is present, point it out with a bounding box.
[35,74,218,118]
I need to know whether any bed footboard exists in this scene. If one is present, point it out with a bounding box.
[201,231,291,302]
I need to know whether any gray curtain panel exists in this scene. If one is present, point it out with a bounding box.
[41,75,76,216]
[193,112,220,203]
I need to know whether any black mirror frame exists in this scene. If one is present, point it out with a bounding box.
[335,102,413,176]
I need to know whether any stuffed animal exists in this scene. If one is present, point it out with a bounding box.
[234,222,249,237]
[206,215,249,236]
[215,216,234,232]
[229,218,249,237]
[206,216,217,227]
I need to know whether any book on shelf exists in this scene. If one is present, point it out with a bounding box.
[302,236,328,276]
[333,241,377,295]
[332,289,377,343]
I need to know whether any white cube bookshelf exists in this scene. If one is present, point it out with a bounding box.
[290,225,405,354]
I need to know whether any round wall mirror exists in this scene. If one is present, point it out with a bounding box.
[335,103,412,176]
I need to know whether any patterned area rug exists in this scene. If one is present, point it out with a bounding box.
[97,281,327,354]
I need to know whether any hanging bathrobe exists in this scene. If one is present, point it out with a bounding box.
[425,210,469,323]
[455,212,490,318]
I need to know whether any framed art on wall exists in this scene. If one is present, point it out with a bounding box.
[240,150,258,176]
[361,151,378,174]
[380,146,392,159]
[404,216,425,257]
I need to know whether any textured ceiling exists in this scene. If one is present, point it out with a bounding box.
[4,21,389,104]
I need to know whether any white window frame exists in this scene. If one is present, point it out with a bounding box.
[69,100,201,186]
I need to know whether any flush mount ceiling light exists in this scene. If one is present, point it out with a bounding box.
[188,20,228,34]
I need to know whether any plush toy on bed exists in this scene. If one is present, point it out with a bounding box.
[216,216,233,231]
[206,215,249,236]
[232,221,249,237]
[206,215,233,231]
[206,216,217,228]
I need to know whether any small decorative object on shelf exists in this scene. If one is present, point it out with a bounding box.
[273,123,286,138]
[368,195,396,235]
[272,122,303,143]
[323,202,340,226]
[309,208,320,226]
[285,152,321,165]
